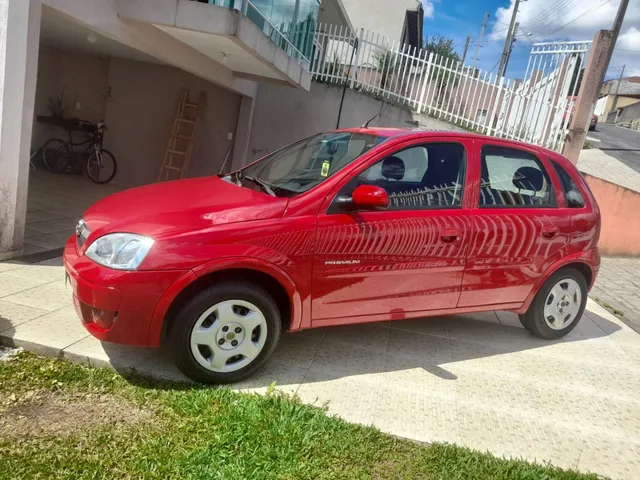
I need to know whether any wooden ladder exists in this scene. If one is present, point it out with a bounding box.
[158,89,206,182]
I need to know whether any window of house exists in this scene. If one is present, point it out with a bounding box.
[551,161,585,208]
[479,145,555,207]
[333,143,466,211]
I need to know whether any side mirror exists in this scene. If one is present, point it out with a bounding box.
[350,185,389,209]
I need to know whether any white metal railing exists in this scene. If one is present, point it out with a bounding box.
[199,0,311,65]
[310,23,592,152]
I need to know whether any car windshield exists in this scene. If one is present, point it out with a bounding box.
[232,132,387,198]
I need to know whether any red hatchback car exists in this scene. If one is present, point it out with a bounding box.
[63,129,600,383]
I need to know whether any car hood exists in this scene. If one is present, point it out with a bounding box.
[83,176,288,238]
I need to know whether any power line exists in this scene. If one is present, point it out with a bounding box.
[545,0,613,37]
[521,0,583,31]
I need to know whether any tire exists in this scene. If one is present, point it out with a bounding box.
[86,149,117,184]
[42,138,71,172]
[519,267,587,339]
[169,282,282,384]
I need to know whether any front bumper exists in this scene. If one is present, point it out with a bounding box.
[63,238,187,346]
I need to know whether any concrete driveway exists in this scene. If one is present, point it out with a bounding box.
[1,256,640,479]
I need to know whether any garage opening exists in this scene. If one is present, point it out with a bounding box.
[25,6,242,256]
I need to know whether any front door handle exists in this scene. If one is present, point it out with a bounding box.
[440,228,459,243]
[542,225,559,239]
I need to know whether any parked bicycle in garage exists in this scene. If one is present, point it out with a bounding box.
[41,120,118,184]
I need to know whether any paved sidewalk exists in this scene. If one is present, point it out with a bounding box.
[578,148,640,194]
[592,257,640,333]
[1,257,640,479]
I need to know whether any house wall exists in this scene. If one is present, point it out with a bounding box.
[32,48,241,187]
[595,94,640,120]
[617,101,640,124]
[105,58,241,186]
[33,47,110,149]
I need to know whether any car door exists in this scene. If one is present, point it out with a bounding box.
[311,137,474,324]
[458,141,571,308]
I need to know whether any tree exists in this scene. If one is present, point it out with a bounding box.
[423,35,460,62]
[421,35,461,105]
[373,49,398,90]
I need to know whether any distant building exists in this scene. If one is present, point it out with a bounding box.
[340,0,424,48]
[595,77,640,122]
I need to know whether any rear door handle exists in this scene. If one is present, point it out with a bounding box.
[542,226,559,238]
[440,228,459,243]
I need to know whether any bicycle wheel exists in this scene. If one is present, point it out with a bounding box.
[86,149,117,184]
[42,138,71,172]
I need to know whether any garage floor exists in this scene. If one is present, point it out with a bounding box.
[0,254,639,479]
[23,170,126,255]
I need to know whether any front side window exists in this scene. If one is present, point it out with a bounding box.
[551,161,585,208]
[480,146,555,207]
[332,143,466,211]
[232,132,386,198]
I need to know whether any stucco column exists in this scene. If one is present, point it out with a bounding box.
[230,95,255,171]
[0,0,41,259]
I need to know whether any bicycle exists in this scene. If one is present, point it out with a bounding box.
[41,120,118,184]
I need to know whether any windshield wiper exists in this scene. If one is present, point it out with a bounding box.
[244,176,275,196]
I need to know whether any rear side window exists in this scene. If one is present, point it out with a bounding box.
[480,146,555,207]
[551,161,585,208]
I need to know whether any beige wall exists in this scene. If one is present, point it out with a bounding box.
[105,58,241,186]
[32,49,242,186]
[584,174,640,256]
[247,81,462,164]
[33,47,110,148]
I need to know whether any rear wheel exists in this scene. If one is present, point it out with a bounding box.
[519,268,587,339]
[86,149,117,184]
[169,282,282,384]
[42,138,71,172]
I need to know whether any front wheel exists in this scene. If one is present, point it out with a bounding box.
[169,282,282,384]
[519,268,588,339]
[86,149,117,184]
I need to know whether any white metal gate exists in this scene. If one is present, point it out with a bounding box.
[310,24,592,152]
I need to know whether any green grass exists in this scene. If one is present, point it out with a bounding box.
[0,352,603,480]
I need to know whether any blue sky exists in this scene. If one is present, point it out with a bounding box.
[421,0,640,79]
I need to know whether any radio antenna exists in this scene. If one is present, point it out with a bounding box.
[362,101,388,128]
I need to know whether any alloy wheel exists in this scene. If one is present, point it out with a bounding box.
[543,278,582,330]
[190,299,268,372]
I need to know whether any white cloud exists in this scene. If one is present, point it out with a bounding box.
[488,0,640,78]
[419,0,435,19]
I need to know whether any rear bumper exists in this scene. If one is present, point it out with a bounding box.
[63,238,187,346]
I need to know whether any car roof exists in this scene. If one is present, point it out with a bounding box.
[336,127,567,164]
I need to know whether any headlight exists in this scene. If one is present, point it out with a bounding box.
[85,233,154,271]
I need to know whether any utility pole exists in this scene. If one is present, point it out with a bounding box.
[472,12,489,69]
[503,22,519,76]
[461,35,471,65]
[562,30,614,164]
[497,0,521,77]
[608,64,625,122]
[598,0,630,93]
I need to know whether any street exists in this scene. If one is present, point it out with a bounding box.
[588,123,640,173]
